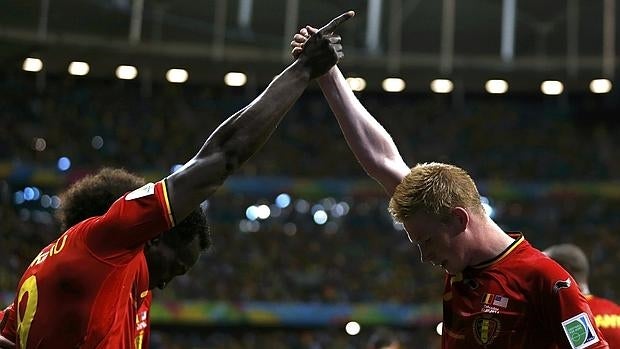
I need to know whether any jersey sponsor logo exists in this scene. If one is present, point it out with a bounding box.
[473,315,500,345]
[554,278,572,293]
[481,293,509,308]
[561,312,600,349]
[595,314,620,329]
[482,304,501,314]
[126,183,155,201]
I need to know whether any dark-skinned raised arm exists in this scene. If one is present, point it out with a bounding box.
[166,11,355,222]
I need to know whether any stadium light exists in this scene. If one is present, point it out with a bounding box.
[382,78,406,92]
[589,79,612,94]
[345,321,361,336]
[41,195,51,208]
[256,204,270,220]
[51,195,61,209]
[224,72,247,86]
[68,61,90,76]
[115,65,138,80]
[540,80,563,95]
[485,79,509,94]
[57,156,71,171]
[246,205,259,221]
[91,136,104,149]
[275,193,291,208]
[166,69,189,83]
[313,210,328,225]
[32,137,46,151]
[430,79,454,93]
[22,58,43,72]
[346,77,367,91]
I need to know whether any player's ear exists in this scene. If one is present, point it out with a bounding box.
[450,207,469,233]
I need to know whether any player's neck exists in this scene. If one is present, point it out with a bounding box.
[467,215,515,266]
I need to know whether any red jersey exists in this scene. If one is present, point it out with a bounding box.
[443,234,608,349]
[5,181,174,349]
[587,295,620,348]
[135,290,152,349]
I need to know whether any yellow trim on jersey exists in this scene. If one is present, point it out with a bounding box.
[443,292,453,301]
[161,179,175,227]
[472,234,524,269]
[140,290,149,298]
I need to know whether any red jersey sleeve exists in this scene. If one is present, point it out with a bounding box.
[534,257,608,349]
[85,180,175,259]
[588,296,620,348]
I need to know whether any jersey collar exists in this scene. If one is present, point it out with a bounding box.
[470,233,525,269]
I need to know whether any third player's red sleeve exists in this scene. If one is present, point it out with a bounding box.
[534,258,608,349]
[85,180,175,259]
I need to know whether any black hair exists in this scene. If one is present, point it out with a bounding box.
[161,207,211,252]
[57,168,146,230]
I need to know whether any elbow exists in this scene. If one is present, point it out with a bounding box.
[183,152,230,191]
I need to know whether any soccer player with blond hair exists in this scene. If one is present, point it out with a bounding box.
[291,26,608,348]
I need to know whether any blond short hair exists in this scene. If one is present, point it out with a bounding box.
[388,162,484,222]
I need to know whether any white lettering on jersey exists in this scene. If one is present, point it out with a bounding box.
[126,183,155,201]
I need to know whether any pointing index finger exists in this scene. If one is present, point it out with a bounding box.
[317,10,355,34]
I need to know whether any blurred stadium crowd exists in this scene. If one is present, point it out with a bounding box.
[2,73,620,348]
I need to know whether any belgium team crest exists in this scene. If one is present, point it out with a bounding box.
[473,314,501,346]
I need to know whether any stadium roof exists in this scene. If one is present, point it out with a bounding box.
[0,0,617,92]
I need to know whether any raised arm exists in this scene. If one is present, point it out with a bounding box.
[318,67,410,195]
[292,28,409,196]
[167,11,355,222]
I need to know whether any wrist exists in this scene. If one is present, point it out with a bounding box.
[317,66,338,84]
[289,59,312,82]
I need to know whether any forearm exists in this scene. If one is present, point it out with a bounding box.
[318,67,409,195]
[200,61,309,162]
[169,61,310,220]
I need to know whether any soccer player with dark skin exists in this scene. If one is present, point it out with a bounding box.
[545,243,620,347]
[0,168,206,349]
[4,10,354,349]
[292,27,608,348]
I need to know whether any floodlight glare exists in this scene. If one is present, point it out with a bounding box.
[23,58,43,72]
[382,78,405,92]
[430,79,454,93]
[68,61,90,76]
[589,79,612,94]
[115,65,138,80]
[224,72,247,86]
[346,77,367,91]
[166,69,189,83]
[345,321,361,336]
[540,80,563,95]
[485,79,509,94]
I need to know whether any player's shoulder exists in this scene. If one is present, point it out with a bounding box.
[511,243,570,279]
